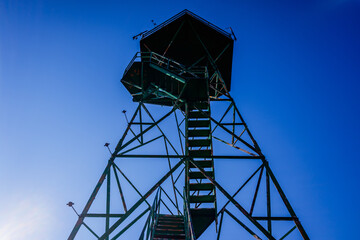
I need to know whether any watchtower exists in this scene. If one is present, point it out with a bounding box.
[68,10,309,240]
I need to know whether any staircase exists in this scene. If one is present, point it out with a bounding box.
[132,53,216,239]
[153,214,186,240]
[186,101,217,238]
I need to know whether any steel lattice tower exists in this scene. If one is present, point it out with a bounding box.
[68,10,309,240]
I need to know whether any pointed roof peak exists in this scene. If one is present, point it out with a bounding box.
[142,9,232,40]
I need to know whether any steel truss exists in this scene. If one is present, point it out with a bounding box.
[68,10,309,240]
[68,91,309,239]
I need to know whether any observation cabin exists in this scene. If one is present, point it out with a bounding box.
[121,10,235,106]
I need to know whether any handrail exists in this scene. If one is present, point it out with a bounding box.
[123,51,208,81]
[123,52,140,77]
[139,189,161,240]
[183,188,196,240]
[140,187,195,240]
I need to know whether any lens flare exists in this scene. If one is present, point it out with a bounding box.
[0,196,53,240]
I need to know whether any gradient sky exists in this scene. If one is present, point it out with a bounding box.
[1,0,360,239]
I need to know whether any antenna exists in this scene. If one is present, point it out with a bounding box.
[226,27,237,41]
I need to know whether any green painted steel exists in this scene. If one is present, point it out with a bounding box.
[68,9,309,240]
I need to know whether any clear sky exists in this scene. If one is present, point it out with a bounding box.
[1,0,360,239]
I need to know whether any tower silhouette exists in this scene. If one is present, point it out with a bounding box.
[68,10,309,240]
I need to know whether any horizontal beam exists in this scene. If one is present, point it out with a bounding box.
[116,154,263,159]
[131,122,154,125]
[85,213,124,218]
[209,97,231,101]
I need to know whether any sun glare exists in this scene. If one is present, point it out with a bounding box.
[0,197,53,240]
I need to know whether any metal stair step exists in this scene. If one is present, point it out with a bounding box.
[188,111,210,119]
[154,234,185,240]
[157,215,183,224]
[158,219,184,224]
[189,171,214,179]
[189,160,213,168]
[188,139,211,147]
[154,233,185,239]
[158,214,183,219]
[156,224,184,230]
[188,129,211,137]
[189,195,215,203]
[189,150,212,157]
[156,221,184,227]
[155,228,185,234]
[188,120,210,128]
[154,214,185,239]
[189,183,214,191]
[157,219,184,224]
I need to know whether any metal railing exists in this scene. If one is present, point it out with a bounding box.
[123,51,208,80]
[183,188,196,240]
[139,189,161,240]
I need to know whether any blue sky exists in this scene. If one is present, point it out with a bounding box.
[1,0,360,239]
